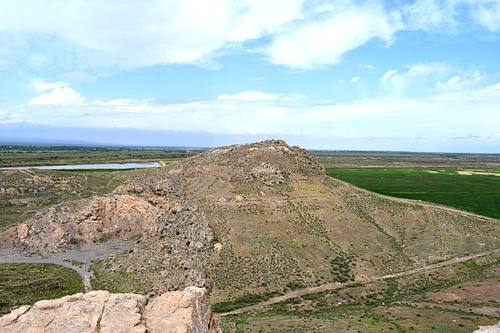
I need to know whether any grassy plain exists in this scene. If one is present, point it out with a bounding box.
[0,145,205,167]
[0,263,84,314]
[326,167,500,219]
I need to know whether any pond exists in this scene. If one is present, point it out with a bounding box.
[1,162,161,170]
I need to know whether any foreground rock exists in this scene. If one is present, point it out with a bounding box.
[0,287,222,333]
[474,321,500,333]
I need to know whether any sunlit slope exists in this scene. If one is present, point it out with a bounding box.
[90,140,499,302]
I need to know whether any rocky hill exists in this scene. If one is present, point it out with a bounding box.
[1,140,499,307]
[0,287,222,333]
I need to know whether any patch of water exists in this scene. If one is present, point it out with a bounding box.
[1,162,161,170]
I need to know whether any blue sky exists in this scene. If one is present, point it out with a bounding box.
[1,0,499,152]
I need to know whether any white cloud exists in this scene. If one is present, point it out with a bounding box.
[0,106,23,124]
[29,79,67,93]
[0,0,498,72]
[351,77,360,83]
[471,1,500,32]
[10,82,499,146]
[0,0,407,72]
[435,71,500,93]
[60,71,97,83]
[380,62,452,96]
[381,64,500,98]
[402,0,457,31]
[402,0,500,33]
[28,87,85,105]
[382,69,398,81]
[0,0,304,70]
[217,90,281,101]
[265,2,401,69]
[226,0,304,41]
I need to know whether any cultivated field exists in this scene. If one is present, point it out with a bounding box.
[326,167,500,219]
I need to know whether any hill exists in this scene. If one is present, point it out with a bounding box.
[1,140,498,331]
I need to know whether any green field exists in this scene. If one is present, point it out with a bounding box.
[327,167,500,219]
[0,263,84,314]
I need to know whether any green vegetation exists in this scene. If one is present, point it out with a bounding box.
[212,291,282,313]
[327,167,500,219]
[89,259,145,294]
[0,263,84,315]
[330,253,355,283]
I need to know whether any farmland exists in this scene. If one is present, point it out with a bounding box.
[326,167,500,219]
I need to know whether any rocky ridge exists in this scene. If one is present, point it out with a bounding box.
[0,287,222,333]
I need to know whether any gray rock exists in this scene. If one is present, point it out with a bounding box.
[0,287,222,333]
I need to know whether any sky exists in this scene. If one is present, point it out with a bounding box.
[0,0,499,152]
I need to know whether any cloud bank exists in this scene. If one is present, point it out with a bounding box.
[1,0,499,71]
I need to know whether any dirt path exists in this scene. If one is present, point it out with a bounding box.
[218,248,500,316]
[0,241,134,292]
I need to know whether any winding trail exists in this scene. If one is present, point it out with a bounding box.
[218,248,500,316]
[0,241,134,292]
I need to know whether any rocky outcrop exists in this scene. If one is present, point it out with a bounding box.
[473,321,500,333]
[0,194,159,254]
[0,287,222,333]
